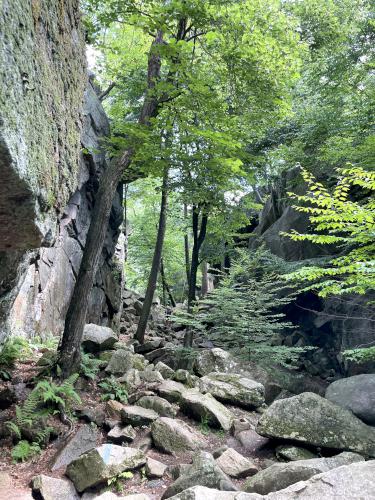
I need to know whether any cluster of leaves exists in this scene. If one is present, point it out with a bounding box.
[0,337,30,379]
[283,167,375,297]
[99,376,128,403]
[80,351,103,380]
[7,374,80,463]
[173,248,308,368]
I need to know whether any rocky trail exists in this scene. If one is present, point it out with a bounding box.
[1,291,375,500]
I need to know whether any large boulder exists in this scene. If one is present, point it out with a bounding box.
[32,475,79,500]
[162,451,237,499]
[257,392,375,456]
[325,374,375,425]
[151,417,207,454]
[244,452,364,494]
[266,460,375,499]
[51,424,99,471]
[66,444,145,492]
[194,349,234,376]
[199,373,265,409]
[180,390,234,431]
[82,324,117,353]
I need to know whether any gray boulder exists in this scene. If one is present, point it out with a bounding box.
[155,361,175,379]
[216,448,258,478]
[244,452,364,494]
[121,405,159,427]
[105,349,134,374]
[82,324,117,353]
[66,444,145,492]
[167,487,261,499]
[266,460,375,499]
[194,349,234,376]
[325,374,375,425]
[162,451,237,499]
[51,424,99,471]
[107,424,136,444]
[145,457,168,478]
[275,445,317,462]
[199,373,265,409]
[158,380,187,403]
[137,395,178,418]
[32,475,79,500]
[180,390,234,431]
[151,417,207,454]
[257,392,375,456]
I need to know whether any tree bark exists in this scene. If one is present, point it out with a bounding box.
[57,31,164,377]
[183,203,190,285]
[201,261,209,296]
[160,257,176,307]
[184,206,208,347]
[135,167,169,344]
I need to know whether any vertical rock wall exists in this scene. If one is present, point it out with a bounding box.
[0,2,123,341]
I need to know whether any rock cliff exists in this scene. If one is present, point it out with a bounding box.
[0,1,123,341]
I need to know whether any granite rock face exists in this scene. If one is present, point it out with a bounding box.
[0,0,124,342]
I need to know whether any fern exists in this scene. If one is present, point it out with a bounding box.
[11,440,41,463]
[36,374,81,411]
[80,352,102,380]
[0,337,30,379]
[99,376,128,403]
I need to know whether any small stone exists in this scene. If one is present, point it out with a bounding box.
[136,433,153,453]
[135,340,163,354]
[140,369,164,384]
[236,429,270,454]
[216,448,258,478]
[145,457,168,478]
[121,405,159,426]
[77,407,106,427]
[107,424,136,443]
[32,475,79,500]
[82,324,117,353]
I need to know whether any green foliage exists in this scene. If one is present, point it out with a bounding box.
[99,376,128,403]
[28,333,59,351]
[11,440,41,463]
[0,337,30,379]
[283,167,375,296]
[6,374,80,462]
[107,470,134,493]
[80,352,102,380]
[343,346,375,364]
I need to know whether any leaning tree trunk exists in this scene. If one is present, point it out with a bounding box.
[184,207,208,347]
[57,31,164,378]
[135,167,169,344]
[183,203,190,285]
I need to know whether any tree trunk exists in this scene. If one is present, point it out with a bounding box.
[184,207,208,347]
[135,167,169,344]
[160,257,176,307]
[201,261,209,296]
[183,203,190,285]
[57,31,164,377]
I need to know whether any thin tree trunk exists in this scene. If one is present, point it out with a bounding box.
[201,261,209,296]
[135,167,169,344]
[184,207,208,347]
[160,257,176,307]
[57,31,164,377]
[183,203,190,284]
